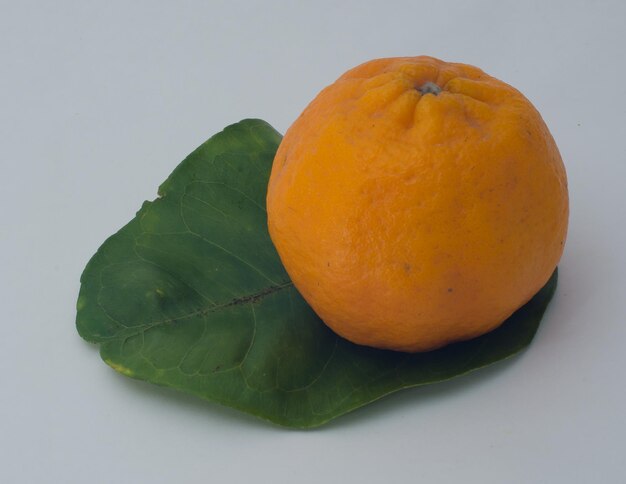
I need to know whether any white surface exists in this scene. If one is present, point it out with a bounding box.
[2,1,625,483]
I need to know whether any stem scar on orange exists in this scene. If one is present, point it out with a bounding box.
[267,56,568,352]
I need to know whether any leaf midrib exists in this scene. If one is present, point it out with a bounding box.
[102,281,294,342]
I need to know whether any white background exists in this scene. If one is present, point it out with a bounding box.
[2,1,625,483]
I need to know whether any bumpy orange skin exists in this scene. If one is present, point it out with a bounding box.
[267,56,568,352]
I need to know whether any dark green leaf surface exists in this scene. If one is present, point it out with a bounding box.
[77,119,557,428]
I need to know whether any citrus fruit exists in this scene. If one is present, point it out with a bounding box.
[267,56,568,352]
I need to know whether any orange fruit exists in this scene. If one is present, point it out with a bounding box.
[267,56,568,352]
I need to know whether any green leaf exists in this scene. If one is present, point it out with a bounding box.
[76,118,557,428]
